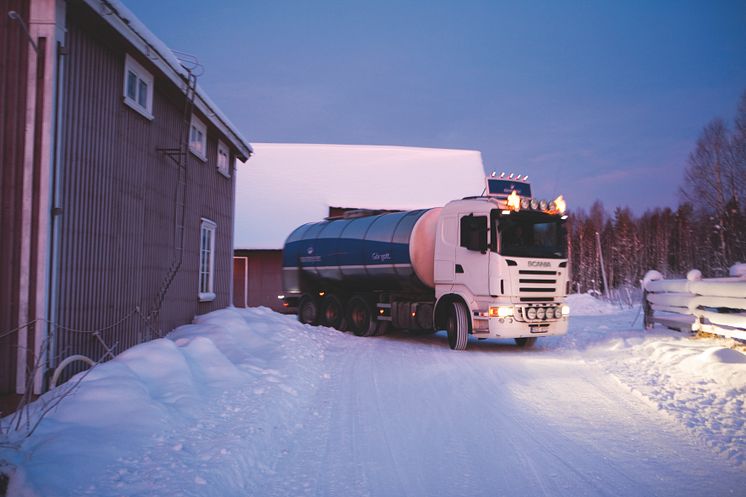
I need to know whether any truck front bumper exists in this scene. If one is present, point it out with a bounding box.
[473,315,569,339]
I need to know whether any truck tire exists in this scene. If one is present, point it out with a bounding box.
[298,294,319,325]
[447,301,469,350]
[347,295,378,337]
[514,337,537,348]
[321,294,347,331]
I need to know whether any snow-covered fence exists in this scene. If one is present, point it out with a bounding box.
[642,264,746,341]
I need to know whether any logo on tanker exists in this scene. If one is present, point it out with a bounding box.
[300,245,321,263]
[371,252,392,262]
[527,260,551,268]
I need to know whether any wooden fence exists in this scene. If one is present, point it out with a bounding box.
[642,264,746,341]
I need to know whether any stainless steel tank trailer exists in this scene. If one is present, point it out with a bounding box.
[279,174,570,350]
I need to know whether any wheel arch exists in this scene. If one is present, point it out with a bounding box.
[434,293,472,333]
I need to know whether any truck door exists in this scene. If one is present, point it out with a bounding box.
[454,213,490,297]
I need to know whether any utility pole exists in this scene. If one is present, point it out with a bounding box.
[596,231,609,299]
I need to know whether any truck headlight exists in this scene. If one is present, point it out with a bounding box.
[561,304,570,316]
[526,307,537,319]
[489,306,514,318]
[554,307,562,319]
[536,307,546,320]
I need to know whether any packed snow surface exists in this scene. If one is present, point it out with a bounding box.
[2,295,745,496]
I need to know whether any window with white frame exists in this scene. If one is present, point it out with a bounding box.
[199,218,216,301]
[217,140,230,177]
[189,116,207,161]
[123,54,154,119]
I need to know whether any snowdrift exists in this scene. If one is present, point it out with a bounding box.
[565,293,620,315]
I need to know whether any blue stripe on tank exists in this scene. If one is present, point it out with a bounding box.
[284,238,411,267]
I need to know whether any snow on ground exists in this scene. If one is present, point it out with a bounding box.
[1,295,745,496]
[562,293,621,316]
[560,294,745,467]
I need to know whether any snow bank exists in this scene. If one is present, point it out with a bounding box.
[613,337,746,466]
[729,263,746,278]
[566,293,620,315]
[1,307,338,497]
[561,312,746,468]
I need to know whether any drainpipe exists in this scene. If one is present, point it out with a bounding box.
[47,1,67,386]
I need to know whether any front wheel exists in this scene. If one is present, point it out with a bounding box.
[446,301,469,350]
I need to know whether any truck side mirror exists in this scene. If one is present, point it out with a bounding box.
[460,215,488,253]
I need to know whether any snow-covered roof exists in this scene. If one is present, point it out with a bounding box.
[234,143,487,249]
[86,0,252,160]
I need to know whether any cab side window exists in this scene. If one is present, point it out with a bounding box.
[460,214,488,253]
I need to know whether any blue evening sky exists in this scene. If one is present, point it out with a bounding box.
[124,0,746,213]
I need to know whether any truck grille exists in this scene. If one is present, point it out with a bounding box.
[517,270,557,295]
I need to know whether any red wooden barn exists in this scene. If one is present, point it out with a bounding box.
[0,0,252,412]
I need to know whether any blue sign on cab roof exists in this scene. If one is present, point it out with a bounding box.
[487,179,532,197]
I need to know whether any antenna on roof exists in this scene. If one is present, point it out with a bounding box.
[171,49,205,77]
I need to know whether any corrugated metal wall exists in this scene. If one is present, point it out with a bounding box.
[0,0,30,395]
[51,2,236,377]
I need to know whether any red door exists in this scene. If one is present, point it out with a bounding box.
[233,257,248,307]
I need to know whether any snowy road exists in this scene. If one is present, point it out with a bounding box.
[2,297,745,496]
[254,327,743,497]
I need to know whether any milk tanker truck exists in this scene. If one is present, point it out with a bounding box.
[280,175,570,349]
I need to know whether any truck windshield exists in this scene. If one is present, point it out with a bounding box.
[492,210,567,259]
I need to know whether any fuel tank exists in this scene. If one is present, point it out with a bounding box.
[282,208,441,294]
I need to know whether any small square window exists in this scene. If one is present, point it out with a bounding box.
[189,116,207,161]
[217,141,230,177]
[123,55,154,120]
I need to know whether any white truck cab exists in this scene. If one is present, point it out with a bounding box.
[432,176,569,348]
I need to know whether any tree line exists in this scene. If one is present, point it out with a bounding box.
[567,91,746,293]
